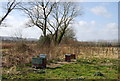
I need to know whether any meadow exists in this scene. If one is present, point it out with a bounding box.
[1,41,119,80]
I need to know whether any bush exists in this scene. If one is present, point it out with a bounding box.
[37,35,51,48]
[15,42,29,53]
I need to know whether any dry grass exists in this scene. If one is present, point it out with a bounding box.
[1,41,118,67]
[1,42,15,49]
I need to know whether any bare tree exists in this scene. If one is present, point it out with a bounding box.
[48,2,82,45]
[21,2,82,45]
[20,1,56,37]
[63,27,76,41]
[0,0,21,25]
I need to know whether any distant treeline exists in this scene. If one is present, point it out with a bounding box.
[1,39,120,48]
[1,38,37,43]
[75,42,120,47]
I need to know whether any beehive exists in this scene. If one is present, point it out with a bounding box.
[32,56,46,69]
[65,54,71,62]
[71,54,76,59]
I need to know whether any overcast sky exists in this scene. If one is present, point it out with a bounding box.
[0,1,118,41]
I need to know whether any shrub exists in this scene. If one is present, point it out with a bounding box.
[37,35,51,48]
[15,42,30,53]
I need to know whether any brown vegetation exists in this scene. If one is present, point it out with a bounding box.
[1,41,118,67]
[2,43,16,49]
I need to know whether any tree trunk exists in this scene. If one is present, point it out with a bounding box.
[57,29,66,44]
[54,29,58,45]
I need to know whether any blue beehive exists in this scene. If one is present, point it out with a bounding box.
[32,54,47,69]
[32,57,43,64]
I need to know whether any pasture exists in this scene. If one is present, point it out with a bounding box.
[1,41,119,80]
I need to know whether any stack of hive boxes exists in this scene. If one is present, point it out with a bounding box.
[32,54,47,69]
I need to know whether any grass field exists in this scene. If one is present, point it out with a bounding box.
[1,42,119,80]
[2,57,119,79]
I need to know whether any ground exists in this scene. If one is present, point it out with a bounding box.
[2,57,119,80]
[1,42,119,80]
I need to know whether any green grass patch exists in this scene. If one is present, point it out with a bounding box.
[2,58,118,79]
[0,49,9,52]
